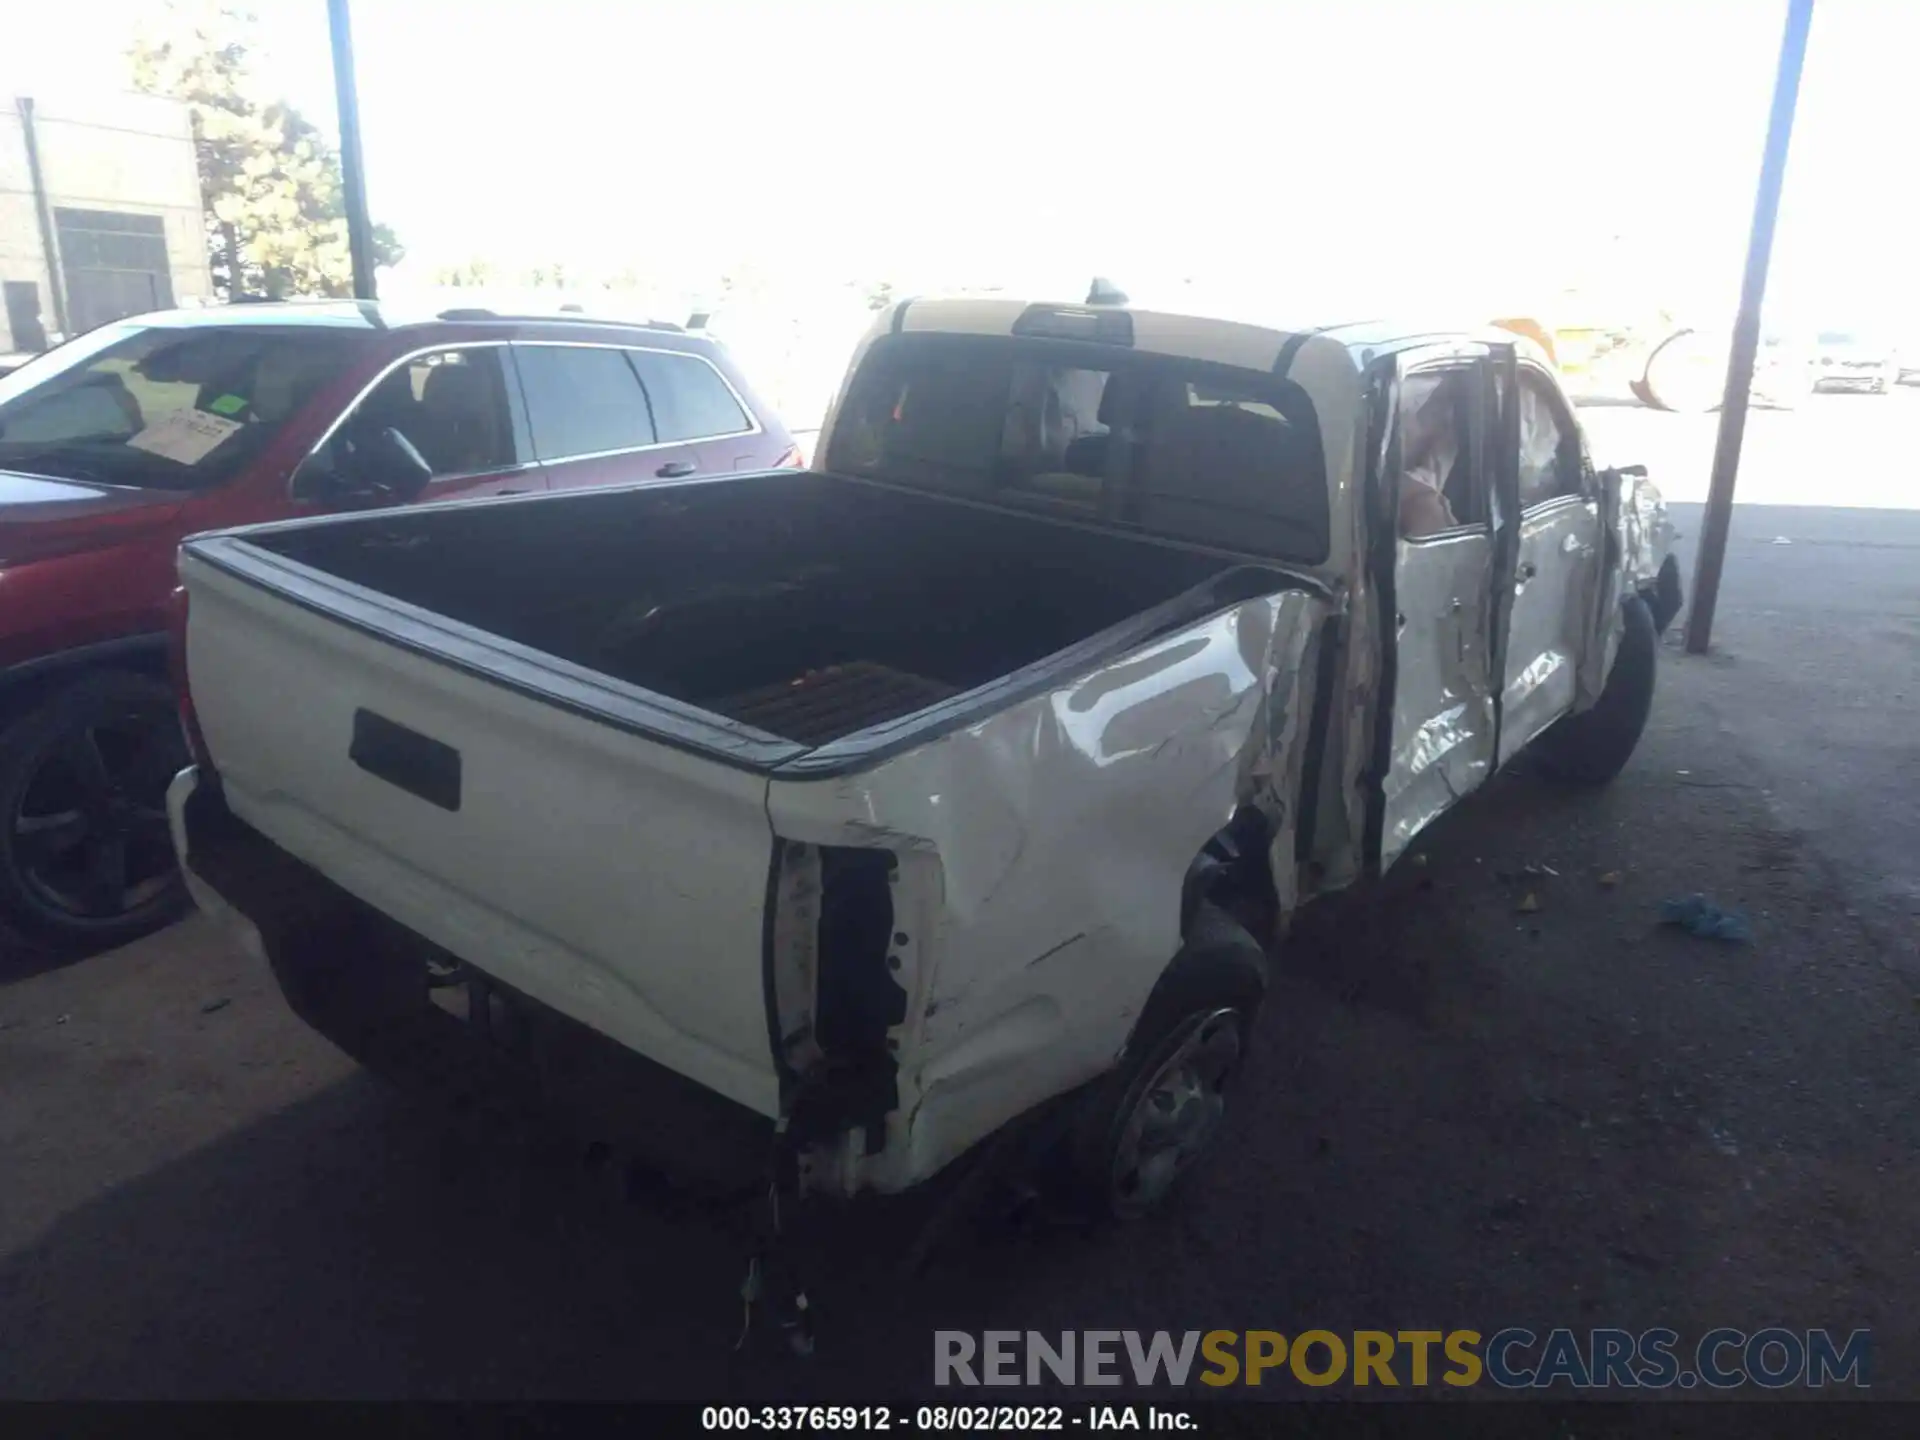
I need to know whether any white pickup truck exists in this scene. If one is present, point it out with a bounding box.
[170,298,1680,1224]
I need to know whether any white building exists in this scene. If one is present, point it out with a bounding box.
[1,91,212,356]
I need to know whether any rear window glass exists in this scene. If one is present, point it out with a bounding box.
[824,333,1327,563]
[514,344,656,460]
[628,350,753,441]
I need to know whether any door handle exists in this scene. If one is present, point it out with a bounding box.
[656,461,697,478]
[497,487,530,495]
[1518,561,1538,581]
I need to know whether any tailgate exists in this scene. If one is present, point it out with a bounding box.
[178,544,783,1118]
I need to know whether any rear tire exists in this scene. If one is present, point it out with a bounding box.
[0,672,189,956]
[1535,596,1657,786]
[1065,903,1268,1220]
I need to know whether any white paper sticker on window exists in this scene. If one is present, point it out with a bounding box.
[125,408,244,465]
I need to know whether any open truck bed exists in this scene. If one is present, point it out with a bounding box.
[175,468,1324,1152]
[205,470,1278,761]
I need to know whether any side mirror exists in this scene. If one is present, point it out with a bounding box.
[296,426,434,506]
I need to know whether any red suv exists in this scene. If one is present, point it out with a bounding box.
[0,301,800,954]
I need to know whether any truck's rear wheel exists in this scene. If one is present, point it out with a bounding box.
[0,672,188,956]
[1535,596,1658,786]
[1066,903,1267,1219]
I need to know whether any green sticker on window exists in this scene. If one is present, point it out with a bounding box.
[207,393,248,416]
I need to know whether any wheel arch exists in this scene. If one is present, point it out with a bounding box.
[0,636,170,729]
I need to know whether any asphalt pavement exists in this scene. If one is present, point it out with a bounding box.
[2,390,1916,1401]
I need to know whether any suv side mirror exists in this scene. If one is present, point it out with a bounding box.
[296,426,434,506]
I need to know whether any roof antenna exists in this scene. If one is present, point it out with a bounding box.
[1086,277,1128,306]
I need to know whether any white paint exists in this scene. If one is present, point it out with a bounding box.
[1382,527,1497,869]
[173,301,1675,1201]
[1501,496,1604,763]
[768,591,1322,1192]
[179,552,785,1119]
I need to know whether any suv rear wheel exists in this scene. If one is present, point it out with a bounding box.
[0,672,189,955]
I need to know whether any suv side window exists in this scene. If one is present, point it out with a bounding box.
[627,349,752,442]
[515,344,657,459]
[300,346,519,496]
[1517,371,1583,508]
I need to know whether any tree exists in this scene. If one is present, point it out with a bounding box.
[129,1,402,301]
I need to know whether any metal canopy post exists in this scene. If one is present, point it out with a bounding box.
[1686,0,1815,654]
[326,0,378,301]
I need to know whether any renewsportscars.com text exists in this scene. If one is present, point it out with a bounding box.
[934,1328,1871,1390]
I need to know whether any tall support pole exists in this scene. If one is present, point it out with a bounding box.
[327,0,378,301]
[17,97,71,337]
[1686,0,1814,654]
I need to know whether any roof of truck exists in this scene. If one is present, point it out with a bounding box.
[886,297,1540,378]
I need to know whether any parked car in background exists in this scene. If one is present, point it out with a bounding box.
[1810,330,1899,393]
[0,300,798,954]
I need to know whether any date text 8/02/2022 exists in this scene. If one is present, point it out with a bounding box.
[933,1328,1873,1390]
[701,1406,1195,1431]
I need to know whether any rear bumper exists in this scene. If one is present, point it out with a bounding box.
[168,765,778,1200]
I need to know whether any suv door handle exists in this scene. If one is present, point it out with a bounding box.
[656,461,697,478]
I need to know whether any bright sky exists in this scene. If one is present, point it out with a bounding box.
[6,0,1915,331]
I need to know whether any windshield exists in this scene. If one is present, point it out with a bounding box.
[825,333,1329,563]
[0,323,372,491]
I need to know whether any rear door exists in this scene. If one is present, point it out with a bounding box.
[1376,346,1500,869]
[1497,364,1604,764]
[513,342,698,489]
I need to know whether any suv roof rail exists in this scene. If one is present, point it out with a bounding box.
[434,306,684,333]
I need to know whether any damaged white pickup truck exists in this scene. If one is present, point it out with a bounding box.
[170,299,1681,1227]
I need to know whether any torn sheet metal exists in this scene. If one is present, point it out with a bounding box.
[766,588,1323,1194]
[1578,465,1674,705]
[1379,527,1497,871]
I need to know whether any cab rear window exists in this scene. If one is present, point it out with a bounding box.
[824,332,1327,563]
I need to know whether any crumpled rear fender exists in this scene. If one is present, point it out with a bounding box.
[1578,464,1674,706]
[766,588,1326,1194]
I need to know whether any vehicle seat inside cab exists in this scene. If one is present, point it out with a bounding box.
[1129,380,1320,553]
[413,360,509,475]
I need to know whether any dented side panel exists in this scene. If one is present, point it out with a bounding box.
[1380,529,1498,870]
[766,590,1325,1194]
[1499,497,1605,764]
[1577,466,1675,706]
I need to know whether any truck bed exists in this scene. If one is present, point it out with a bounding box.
[229,471,1268,750]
